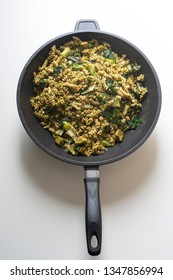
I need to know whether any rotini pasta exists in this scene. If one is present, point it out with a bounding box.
[30,37,147,156]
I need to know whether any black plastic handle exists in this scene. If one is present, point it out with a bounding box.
[84,166,102,255]
[74,19,100,31]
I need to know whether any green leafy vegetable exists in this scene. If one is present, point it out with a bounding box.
[87,64,95,75]
[127,63,141,73]
[103,49,115,60]
[72,63,83,71]
[38,79,48,89]
[68,56,81,63]
[62,121,71,130]
[112,96,121,107]
[102,107,115,122]
[61,47,71,58]
[102,140,112,147]
[132,63,141,71]
[65,144,76,155]
[117,80,122,86]
[128,115,143,129]
[52,66,63,76]
[88,41,96,48]
[106,78,115,94]
[81,85,95,95]
[105,58,115,64]
[55,129,64,136]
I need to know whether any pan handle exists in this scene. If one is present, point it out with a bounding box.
[84,166,102,255]
[74,19,100,31]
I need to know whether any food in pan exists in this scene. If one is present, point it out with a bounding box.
[30,37,148,156]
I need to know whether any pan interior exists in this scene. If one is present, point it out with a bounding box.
[17,31,161,166]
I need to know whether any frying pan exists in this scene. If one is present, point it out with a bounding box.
[17,19,161,255]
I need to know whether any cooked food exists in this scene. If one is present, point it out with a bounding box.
[30,37,147,156]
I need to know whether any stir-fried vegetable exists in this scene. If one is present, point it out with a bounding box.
[31,37,148,156]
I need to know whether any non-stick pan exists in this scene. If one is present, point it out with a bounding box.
[17,19,161,255]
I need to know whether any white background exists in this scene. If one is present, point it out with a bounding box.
[0,0,173,260]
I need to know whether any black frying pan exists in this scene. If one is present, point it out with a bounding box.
[17,19,161,255]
